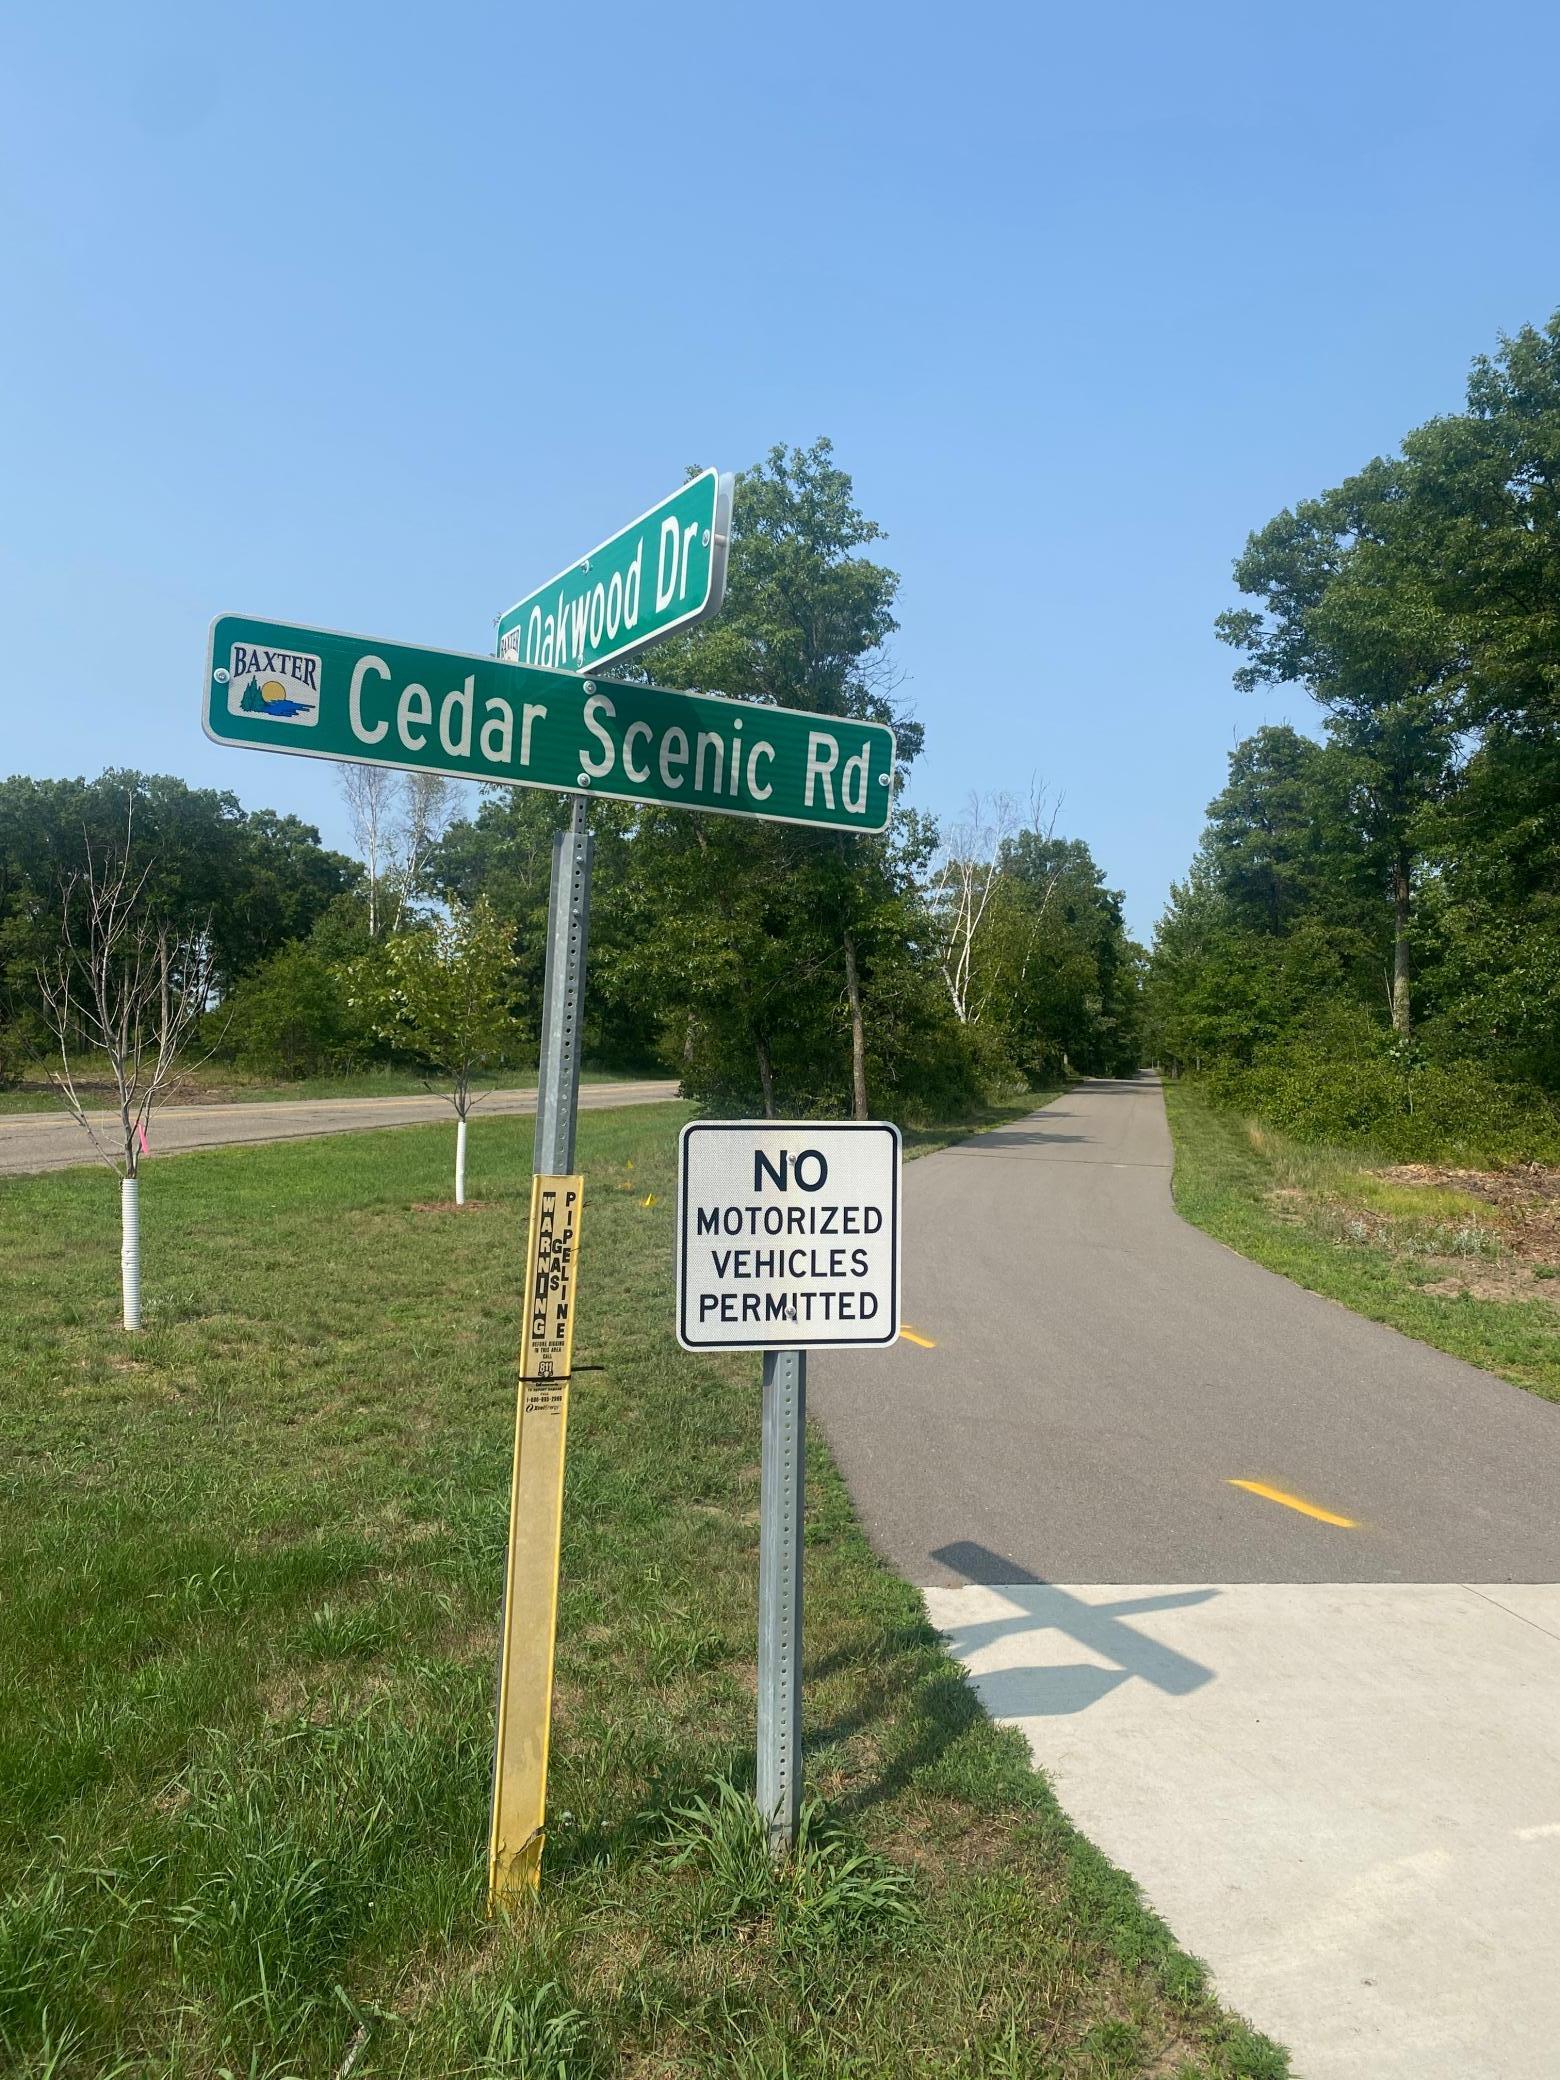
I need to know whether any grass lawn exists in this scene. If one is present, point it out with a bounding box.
[0,1097,1284,2079]
[1165,1080,1560,1406]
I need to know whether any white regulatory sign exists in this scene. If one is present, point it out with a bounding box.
[676,1120,902,1351]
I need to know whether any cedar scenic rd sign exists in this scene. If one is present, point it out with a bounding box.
[497,469,734,675]
[202,613,895,833]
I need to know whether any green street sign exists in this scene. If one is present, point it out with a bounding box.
[496,469,732,674]
[203,614,895,833]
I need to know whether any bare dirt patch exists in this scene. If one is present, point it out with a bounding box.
[1380,1161,1560,1270]
[1421,1266,1560,1306]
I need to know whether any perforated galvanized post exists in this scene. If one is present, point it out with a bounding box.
[534,792,593,1172]
[757,1347,806,1853]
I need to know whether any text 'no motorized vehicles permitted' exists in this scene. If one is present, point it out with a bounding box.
[677,1122,902,1350]
[203,615,895,834]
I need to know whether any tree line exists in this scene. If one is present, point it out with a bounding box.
[1,444,1142,1162]
[1148,313,1560,1160]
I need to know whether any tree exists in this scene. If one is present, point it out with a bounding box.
[35,813,215,1329]
[337,765,459,939]
[338,764,396,940]
[0,771,358,1018]
[1398,316,1560,739]
[1176,310,1560,1145]
[215,941,367,1078]
[622,440,921,1120]
[431,789,659,1070]
[995,833,1142,1079]
[389,772,455,933]
[1200,727,1335,935]
[930,788,1060,1027]
[1217,460,1460,1036]
[360,898,522,1203]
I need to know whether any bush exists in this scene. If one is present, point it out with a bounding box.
[1204,1001,1560,1165]
[210,944,370,1079]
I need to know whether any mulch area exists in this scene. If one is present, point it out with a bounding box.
[1380,1161,1560,1271]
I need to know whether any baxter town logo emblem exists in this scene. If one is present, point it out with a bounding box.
[227,642,322,726]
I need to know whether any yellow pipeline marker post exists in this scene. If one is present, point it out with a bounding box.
[1228,1478,1357,1528]
[488,1171,583,1908]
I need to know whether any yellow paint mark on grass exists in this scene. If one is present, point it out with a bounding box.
[1229,1478,1357,1528]
[899,1325,937,1349]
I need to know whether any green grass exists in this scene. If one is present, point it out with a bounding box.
[1165,1080,1560,1405]
[0,1099,1284,2078]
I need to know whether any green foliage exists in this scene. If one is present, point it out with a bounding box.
[0,770,361,1022]
[356,896,524,1108]
[434,442,1031,1123]
[648,438,910,749]
[998,834,1144,1079]
[1155,310,1560,1157]
[432,791,661,1072]
[617,442,930,1120]
[213,941,368,1078]
[1200,1003,1560,1165]
[439,1979,600,2079]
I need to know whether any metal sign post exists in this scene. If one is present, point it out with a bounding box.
[533,797,593,1175]
[487,794,592,1907]
[757,1348,806,1851]
[675,1121,902,1854]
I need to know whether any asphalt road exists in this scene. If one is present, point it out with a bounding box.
[814,1073,1560,1583]
[813,1075,1560,2076]
[0,1079,682,1176]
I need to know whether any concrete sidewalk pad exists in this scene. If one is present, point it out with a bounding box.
[925,1580,1560,2080]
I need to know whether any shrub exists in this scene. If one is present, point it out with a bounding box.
[0,1023,22,1090]
[210,943,370,1079]
[1204,1001,1560,1165]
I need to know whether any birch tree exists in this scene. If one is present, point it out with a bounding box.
[337,766,454,938]
[36,820,215,1329]
[930,788,1060,1025]
[389,772,453,933]
[338,764,395,939]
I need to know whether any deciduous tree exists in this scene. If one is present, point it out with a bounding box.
[359,898,521,1203]
[35,812,215,1328]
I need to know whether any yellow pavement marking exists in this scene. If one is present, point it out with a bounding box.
[899,1325,937,1349]
[1228,1478,1357,1528]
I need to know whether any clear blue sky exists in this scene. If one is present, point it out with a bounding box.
[5,3,1559,939]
